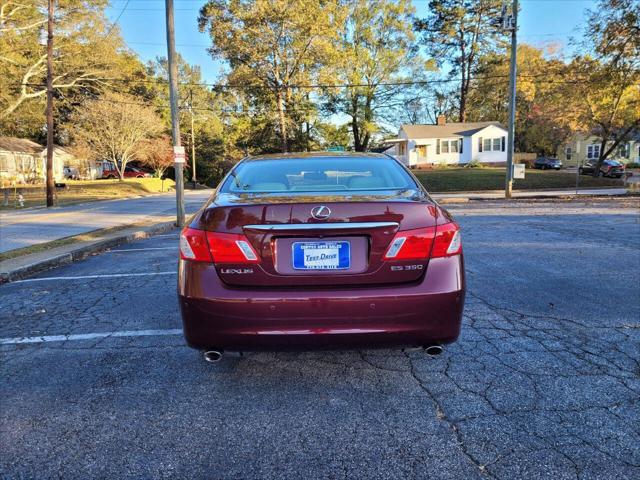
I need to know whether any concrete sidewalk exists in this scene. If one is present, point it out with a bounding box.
[0,190,211,253]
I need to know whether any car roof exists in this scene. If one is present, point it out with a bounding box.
[244,151,390,162]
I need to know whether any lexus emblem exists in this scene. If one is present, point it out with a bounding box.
[311,205,331,220]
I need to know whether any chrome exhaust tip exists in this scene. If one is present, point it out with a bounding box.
[424,345,444,357]
[203,350,223,363]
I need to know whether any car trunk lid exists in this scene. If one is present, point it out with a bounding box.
[195,192,440,287]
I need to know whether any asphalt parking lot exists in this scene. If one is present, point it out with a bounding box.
[1,198,639,479]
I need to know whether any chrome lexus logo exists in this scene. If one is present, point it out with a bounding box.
[311,205,331,220]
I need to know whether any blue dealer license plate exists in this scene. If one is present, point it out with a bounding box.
[292,241,350,270]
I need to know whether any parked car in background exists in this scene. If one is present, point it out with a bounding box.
[533,157,562,170]
[178,152,465,361]
[579,159,626,178]
[101,165,152,179]
[63,166,79,180]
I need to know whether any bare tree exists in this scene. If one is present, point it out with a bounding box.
[70,92,165,180]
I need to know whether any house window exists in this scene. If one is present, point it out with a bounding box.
[436,139,440,154]
[442,140,449,153]
[565,146,572,161]
[618,143,629,158]
[451,140,459,153]
[587,144,600,159]
[481,137,503,152]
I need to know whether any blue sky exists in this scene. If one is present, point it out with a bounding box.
[106,0,598,83]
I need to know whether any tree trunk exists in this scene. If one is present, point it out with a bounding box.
[459,79,467,123]
[592,137,608,178]
[360,93,374,151]
[276,88,288,153]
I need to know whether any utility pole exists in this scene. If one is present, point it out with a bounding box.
[189,89,196,187]
[45,0,55,207]
[165,0,185,226]
[504,0,518,198]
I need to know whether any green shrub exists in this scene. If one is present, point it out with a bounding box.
[434,159,449,169]
[626,162,640,169]
[465,159,484,168]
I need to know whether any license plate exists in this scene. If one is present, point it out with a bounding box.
[292,241,350,270]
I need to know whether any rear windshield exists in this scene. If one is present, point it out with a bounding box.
[221,157,418,193]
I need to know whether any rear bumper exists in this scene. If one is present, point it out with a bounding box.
[178,256,465,351]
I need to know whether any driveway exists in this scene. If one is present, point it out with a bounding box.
[1,198,638,479]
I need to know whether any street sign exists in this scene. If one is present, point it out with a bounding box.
[513,163,525,179]
[327,146,345,152]
[173,146,186,163]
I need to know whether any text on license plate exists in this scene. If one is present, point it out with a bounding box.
[292,241,350,270]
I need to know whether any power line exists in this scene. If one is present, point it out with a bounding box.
[16,70,629,91]
[104,0,131,37]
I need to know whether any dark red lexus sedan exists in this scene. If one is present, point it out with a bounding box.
[178,152,464,360]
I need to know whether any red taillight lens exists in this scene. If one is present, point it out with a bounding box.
[180,228,259,264]
[206,231,259,264]
[180,227,212,262]
[383,222,461,260]
[384,227,435,260]
[431,222,462,257]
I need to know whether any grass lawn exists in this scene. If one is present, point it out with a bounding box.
[413,167,624,193]
[1,178,176,210]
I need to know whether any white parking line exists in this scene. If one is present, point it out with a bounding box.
[0,329,183,345]
[12,271,177,283]
[154,234,179,238]
[109,247,177,252]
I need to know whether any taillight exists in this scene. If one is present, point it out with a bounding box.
[180,227,212,262]
[383,222,461,260]
[180,228,259,263]
[431,222,462,257]
[206,231,259,264]
[384,227,435,260]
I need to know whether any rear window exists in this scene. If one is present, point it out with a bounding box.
[221,157,418,193]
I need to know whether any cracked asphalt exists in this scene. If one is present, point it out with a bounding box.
[1,198,639,479]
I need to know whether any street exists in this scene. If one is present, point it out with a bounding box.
[1,198,639,479]
[0,190,211,253]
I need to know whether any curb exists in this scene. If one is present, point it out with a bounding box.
[0,221,176,284]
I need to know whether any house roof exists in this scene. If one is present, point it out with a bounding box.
[0,136,44,154]
[401,122,505,139]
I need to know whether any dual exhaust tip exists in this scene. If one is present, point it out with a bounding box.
[203,345,443,363]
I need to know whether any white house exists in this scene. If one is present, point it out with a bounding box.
[557,131,640,167]
[385,116,508,168]
[0,137,65,183]
[0,136,103,183]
